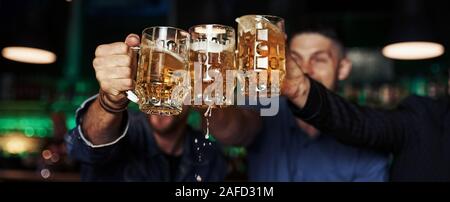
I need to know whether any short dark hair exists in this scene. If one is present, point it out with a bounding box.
[289,24,346,59]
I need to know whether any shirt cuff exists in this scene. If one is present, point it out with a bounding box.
[76,94,129,148]
[288,77,323,121]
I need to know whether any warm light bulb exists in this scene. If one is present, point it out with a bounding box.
[5,137,28,154]
[1,46,57,64]
[382,41,444,60]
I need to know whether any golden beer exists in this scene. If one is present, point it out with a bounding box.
[133,27,190,115]
[189,25,236,108]
[135,47,187,115]
[236,15,285,96]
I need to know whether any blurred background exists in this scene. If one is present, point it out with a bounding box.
[0,0,448,181]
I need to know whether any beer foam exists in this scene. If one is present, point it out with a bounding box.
[260,16,284,34]
[194,26,227,34]
[191,41,225,53]
[237,15,284,34]
[236,15,258,34]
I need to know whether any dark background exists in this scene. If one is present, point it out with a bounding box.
[1,0,449,82]
[0,0,449,181]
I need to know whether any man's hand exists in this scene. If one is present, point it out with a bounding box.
[81,34,140,146]
[281,51,311,108]
[93,34,140,106]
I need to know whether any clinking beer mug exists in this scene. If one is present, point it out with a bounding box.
[126,26,190,115]
[236,15,286,97]
[188,24,236,108]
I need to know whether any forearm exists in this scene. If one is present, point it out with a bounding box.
[290,78,407,152]
[208,107,261,146]
[76,35,138,148]
[81,96,127,145]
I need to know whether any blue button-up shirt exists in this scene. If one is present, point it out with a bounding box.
[247,97,389,181]
[65,95,227,182]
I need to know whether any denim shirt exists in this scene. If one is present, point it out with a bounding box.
[247,97,389,182]
[65,95,227,182]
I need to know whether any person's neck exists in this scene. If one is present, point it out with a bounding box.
[153,125,186,156]
[296,118,320,139]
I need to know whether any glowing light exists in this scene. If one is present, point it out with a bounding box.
[1,46,56,64]
[50,153,60,163]
[42,150,52,160]
[0,132,41,154]
[382,42,444,60]
[40,169,51,179]
[5,138,27,154]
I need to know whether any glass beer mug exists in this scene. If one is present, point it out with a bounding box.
[236,15,286,97]
[127,26,190,115]
[188,24,236,108]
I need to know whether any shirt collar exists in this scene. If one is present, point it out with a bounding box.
[285,99,323,146]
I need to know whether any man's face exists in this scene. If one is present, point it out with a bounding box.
[147,106,189,135]
[289,33,345,90]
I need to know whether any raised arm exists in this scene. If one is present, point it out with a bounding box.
[282,53,410,152]
[81,34,140,145]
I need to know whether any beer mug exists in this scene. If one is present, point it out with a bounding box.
[127,26,190,115]
[188,24,236,108]
[235,15,286,97]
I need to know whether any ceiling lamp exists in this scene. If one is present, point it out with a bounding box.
[2,46,57,64]
[382,0,445,60]
[1,1,57,64]
[382,42,444,60]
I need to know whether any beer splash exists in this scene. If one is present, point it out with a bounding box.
[193,105,213,182]
[195,174,202,182]
[204,105,213,140]
[189,24,235,182]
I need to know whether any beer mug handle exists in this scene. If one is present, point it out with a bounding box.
[126,46,140,103]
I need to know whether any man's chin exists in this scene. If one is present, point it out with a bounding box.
[152,127,170,135]
[147,112,187,135]
[150,120,181,135]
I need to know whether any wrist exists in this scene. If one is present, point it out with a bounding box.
[288,77,322,121]
[98,90,129,113]
[288,76,311,108]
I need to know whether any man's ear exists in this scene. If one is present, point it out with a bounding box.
[337,58,352,81]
